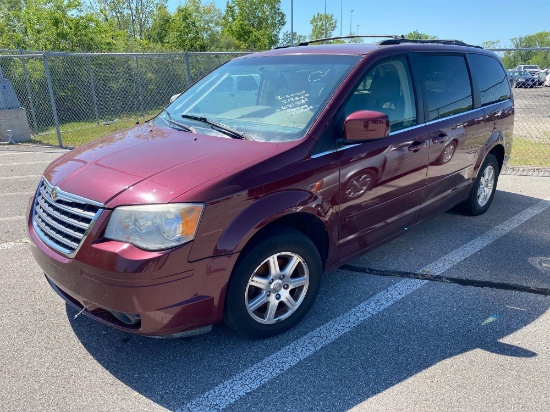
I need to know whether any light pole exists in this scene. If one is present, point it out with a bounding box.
[340,0,343,36]
[291,0,294,46]
[350,10,354,35]
[357,24,359,35]
[324,0,327,38]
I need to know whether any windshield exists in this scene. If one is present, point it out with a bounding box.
[155,54,361,142]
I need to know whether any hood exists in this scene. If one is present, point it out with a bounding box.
[44,125,280,207]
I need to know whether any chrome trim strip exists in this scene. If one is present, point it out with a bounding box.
[33,223,74,255]
[39,185,98,219]
[32,178,104,258]
[35,206,84,239]
[36,196,90,230]
[425,105,486,127]
[311,149,337,159]
[34,217,79,250]
[389,124,424,136]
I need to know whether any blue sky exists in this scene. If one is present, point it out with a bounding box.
[167,0,550,47]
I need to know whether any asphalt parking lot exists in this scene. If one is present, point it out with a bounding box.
[1,146,549,412]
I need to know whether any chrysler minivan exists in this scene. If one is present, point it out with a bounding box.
[28,37,514,338]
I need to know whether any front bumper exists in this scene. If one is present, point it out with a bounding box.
[28,201,239,336]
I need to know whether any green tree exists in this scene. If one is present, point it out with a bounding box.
[7,0,120,51]
[309,13,337,41]
[501,31,550,69]
[87,0,165,41]
[482,40,501,49]
[146,4,172,45]
[278,31,307,47]
[182,0,223,50]
[405,30,438,40]
[222,0,285,51]
[167,5,203,51]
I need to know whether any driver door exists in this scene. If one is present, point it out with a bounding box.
[338,56,429,260]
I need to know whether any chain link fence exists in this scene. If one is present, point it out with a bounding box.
[0,51,248,147]
[0,49,549,168]
[490,48,550,169]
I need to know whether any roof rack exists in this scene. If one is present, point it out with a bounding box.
[292,34,403,47]
[379,38,482,49]
[275,35,483,50]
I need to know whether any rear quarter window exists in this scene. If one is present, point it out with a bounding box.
[468,54,511,106]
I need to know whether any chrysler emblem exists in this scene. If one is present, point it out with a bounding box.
[51,187,58,200]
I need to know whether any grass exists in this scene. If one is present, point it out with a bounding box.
[31,111,160,147]
[510,135,550,167]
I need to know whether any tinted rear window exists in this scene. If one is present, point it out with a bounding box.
[417,55,473,121]
[468,54,511,106]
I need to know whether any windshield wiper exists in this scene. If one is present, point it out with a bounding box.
[181,114,253,140]
[163,111,196,133]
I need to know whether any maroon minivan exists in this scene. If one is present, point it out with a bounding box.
[28,38,514,338]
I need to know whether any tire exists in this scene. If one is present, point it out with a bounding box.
[462,154,499,216]
[224,227,322,339]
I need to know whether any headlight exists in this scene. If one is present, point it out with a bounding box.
[105,203,203,251]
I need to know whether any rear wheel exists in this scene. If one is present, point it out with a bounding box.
[224,227,322,338]
[462,154,499,216]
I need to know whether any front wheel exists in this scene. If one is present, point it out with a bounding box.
[462,154,499,216]
[224,227,322,338]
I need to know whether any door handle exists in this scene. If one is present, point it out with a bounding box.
[408,141,428,152]
[432,132,448,144]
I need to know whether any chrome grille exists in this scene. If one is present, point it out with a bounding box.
[32,179,103,255]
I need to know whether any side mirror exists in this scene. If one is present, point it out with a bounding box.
[169,93,181,103]
[343,110,390,143]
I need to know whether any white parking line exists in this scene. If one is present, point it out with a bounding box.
[0,175,41,180]
[0,192,33,197]
[0,239,29,251]
[0,216,24,222]
[0,151,67,156]
[179,196,550,412]
[0,161,51,166]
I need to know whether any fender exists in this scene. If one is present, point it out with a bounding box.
[212,190,333,257]
[472,99,514,177]
[472,130,505,177]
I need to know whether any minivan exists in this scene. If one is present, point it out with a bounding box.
[28,37,514,339]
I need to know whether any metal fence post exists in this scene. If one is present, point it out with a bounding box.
[170,55,175,79]
[19,50,39,134]
[87,55,100,126]
[43,53,63,147]
[185,52,192,86]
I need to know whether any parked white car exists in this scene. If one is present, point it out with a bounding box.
[516,64,540,76]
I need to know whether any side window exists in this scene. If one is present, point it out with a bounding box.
[417,55,473,121]
[468,54,511,106]
[344,57,417,132]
